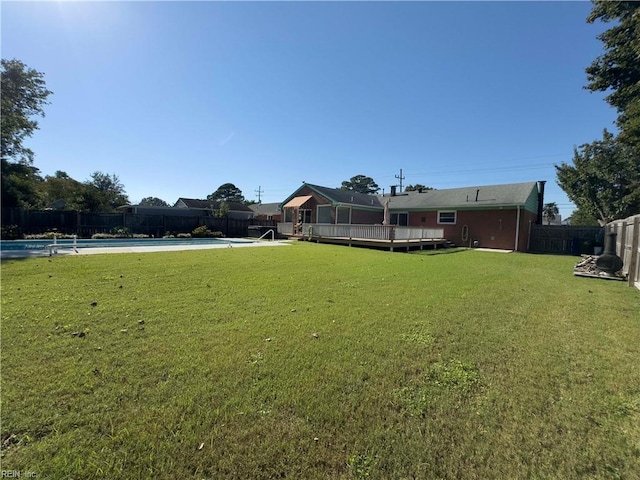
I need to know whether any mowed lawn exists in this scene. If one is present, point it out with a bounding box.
[1,243,639,479]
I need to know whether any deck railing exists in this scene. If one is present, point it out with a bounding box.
[277,223,444,241]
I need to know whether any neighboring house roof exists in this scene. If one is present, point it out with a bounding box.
[383,182,540,213]
[174,198,210,209]
[249,202,282,216]
[174,198,253,212]
[282,183,383,209]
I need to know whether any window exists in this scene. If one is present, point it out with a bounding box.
[284,209,294,222]
[317,205,332,224]
[390,213,408,226]
[438,211,457,224]
[336,206,351,224]
[298,209,312,223]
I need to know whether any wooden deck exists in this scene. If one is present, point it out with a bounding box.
[295,235,448,251]
[279,223,448,252]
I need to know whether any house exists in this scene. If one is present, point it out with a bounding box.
[281,183,384,225]
[174,198,254,220]
[120,198,255,220]
[279,181,545,252]
[248,202,283,222]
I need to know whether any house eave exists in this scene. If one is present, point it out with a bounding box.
[335,203,383,211]
[391,203,528,212]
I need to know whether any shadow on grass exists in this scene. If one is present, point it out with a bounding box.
[1,254,49,263]
[408,247,468,256]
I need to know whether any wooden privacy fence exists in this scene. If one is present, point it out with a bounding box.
[607,214,640,290]
[528,225,604,255]
[1,208,252,238]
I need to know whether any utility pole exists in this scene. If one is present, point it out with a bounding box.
[395,168,405,193]
[255,186,263,204]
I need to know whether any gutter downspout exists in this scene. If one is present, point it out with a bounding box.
[514,205,521,252]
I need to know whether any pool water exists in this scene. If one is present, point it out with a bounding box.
[0,237,255,251]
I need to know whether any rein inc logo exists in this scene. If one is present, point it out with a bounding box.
[1,472,37,478]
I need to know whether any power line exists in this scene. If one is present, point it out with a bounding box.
[255,186,264,203]
[374,153,568,181]
[394,168,405,192]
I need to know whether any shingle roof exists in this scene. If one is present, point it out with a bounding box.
[383,182,539,210]
[280,181,541,213]
[175,198,211,209]
[174,198,253,212]
[249,202,282,215]
[304,184,384,208]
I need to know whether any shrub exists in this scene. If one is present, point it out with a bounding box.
[191,226,223,238]
[110,226,132,237]
[24,232,75,240]
[91,233,150,240]
[1,225,24,240]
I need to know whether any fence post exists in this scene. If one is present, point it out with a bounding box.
[628,217,640,288]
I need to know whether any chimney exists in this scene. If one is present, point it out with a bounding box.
[537,181,546,225]
[390,185,397,197]
[475,189,480,201]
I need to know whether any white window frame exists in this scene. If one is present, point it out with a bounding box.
[437,210,457,225]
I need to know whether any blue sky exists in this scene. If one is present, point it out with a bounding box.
[2,1,616,219]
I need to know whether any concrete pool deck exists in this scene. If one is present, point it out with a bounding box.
[1,239,292,259]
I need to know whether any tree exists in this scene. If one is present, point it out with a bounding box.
[207,183,245,203]
[1,59,53,164]
[340,175,380,195]
[1,158,44,208]
[1,59,52,208]
[404,184,433,192]
[567,207,600,226]
[42,170,87,210]
[586,1,640,146]
[556,130,640,225]
[139,197,169,207]
[542,202,560,225]
[213,201,229,218]
[86,171,129,212]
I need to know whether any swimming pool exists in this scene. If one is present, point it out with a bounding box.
[0,237,266,257]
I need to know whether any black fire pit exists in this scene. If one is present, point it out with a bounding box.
[595,232,624,275]
[574,232,625,281]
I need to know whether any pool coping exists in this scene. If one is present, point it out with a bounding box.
[1,239,291,259]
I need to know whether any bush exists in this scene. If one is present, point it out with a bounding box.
[191,226,223,238]
[1,225,24,240]
[163,232,192,238]
[24,232,75,240]
[91,233,150,239]
[110,226,132,237]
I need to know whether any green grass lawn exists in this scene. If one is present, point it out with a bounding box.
[1,243,639,479]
